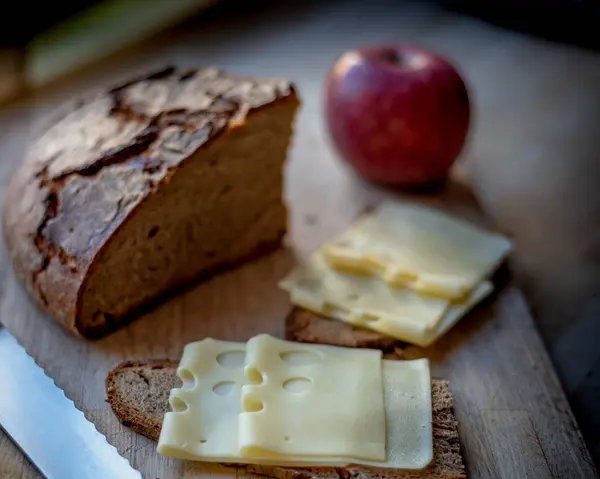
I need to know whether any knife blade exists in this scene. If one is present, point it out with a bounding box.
[0,325,143,479]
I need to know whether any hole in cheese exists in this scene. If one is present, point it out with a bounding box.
[246,367,265,385]
[200,439,207,444]
[212,381,235,396]
[362,313,379,322]
[387,269,418,282]
[349,309,380,322]
[170,396,188,413]
[243,396,264,413]
[283,377,312,393]
[178,368,196,389]
[347,292,360,300]
[216,350,246,368]
[279,350,321,366]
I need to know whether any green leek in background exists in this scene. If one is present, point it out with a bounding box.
[2,0,215,101]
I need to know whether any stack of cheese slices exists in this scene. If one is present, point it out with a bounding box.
[158,334,434,470]
[280,200,513,347]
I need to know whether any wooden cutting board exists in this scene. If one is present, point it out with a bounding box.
[0,1,597,475]
[0,170,595,478]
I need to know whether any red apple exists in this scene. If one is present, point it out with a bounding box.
[324,44,471,188]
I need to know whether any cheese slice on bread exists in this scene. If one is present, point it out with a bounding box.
[106,349,466,478]
[280,201,508,347]
[106,335,464,478]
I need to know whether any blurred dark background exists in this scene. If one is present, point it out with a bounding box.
[2,0,599,49]
[442,0,599,50]
[1,0,599,105]
[0,1,101,46]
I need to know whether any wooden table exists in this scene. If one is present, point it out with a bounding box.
[0,1,598,478]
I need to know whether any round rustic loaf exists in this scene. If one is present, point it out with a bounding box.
[3,67,299,338]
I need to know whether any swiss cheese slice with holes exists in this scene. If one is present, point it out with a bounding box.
[158,336,434,470]
[239,334,386,461]
[157,339,353,466]
[321,201,512,300]
[279,252,493,346]
[157,338,247,461]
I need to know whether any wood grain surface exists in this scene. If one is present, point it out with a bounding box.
[0,1,598,478]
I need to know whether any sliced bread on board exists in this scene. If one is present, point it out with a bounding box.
[3,67,300,338]
[105,360,466,479]
[285,307,405,353]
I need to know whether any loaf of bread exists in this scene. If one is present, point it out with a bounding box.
[3,67,300,338]
[106,360,466,479]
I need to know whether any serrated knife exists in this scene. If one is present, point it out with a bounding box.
[0,325,142,479]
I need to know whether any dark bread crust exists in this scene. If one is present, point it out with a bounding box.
[3,67,297,337]
[285,307,405,353]
[106,360,465,479]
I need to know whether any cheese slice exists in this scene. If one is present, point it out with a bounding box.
[418,281,493,346]
[158,336,434,470]
[323,280,493,348]
[158,338,353,466]
[157,338,247,461]
[280,252,493,347]
[280,252,452,334]
[239,334,386,462]
[365,358,432,470]
[321,201,512,300]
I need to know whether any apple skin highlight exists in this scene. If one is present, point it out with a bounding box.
[325,44,471,188]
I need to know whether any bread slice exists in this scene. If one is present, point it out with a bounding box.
[3,67,300,338]
[106,360,466,479]
[285,307,405,353]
